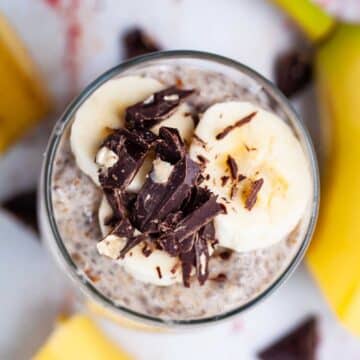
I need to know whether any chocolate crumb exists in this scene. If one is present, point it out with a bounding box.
[258,316,318,360]
[238,174,246,182]
[156,266,162,279]
[197,155,208,164]
[219,250,232,260]
[212,273,227,282]
[245,178,264,210]
[275,50,313,98]
[142,243,153,257]
[122,27,161,59]
[215,112,257,140]
[226,155,238,180]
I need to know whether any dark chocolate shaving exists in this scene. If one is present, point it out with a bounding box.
[238,174,246,182]
[215,112,257,140]
[156,266,162,279]
[275,50,313,98]
[2,189,38,233]
[196,155,208,165]
[125,86,194,129]
[258,316,318,360]
[119,233,148,258]
[98,129,152,189]
[122,27,161,60]
[245,178,264,210]
[221,176,229,186]
[226,155,238,180]
[142,243,153,257]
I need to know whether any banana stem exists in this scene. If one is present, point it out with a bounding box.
[272,0,336,43]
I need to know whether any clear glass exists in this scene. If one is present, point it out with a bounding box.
[39,50,320,329]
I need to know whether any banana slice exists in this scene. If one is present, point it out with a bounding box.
[71,76,194,192]
[189,101,312,252]
[98,196,182,286]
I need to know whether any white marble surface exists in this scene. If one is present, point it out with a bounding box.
[1,0,360,359]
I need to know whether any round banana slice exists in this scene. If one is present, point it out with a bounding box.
[71,76,194,192]
[97,196,182,286]
[189,101,312,252]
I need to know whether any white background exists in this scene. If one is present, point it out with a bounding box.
[1,0,360,359]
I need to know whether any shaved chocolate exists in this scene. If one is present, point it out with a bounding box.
[2,189,38,233]
[122,27,161,59]
[98,129,152,189]
[258,316,318,360]
[156,266,162,279]
[238,174,246,182]
[221,176,230,186]
[215,112,257,140]
[119,233,147,258]
[125,86,194,129]
[226,155,238,180]
[245,178,264,210]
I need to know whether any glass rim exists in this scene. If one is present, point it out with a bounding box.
[42,49,320,328]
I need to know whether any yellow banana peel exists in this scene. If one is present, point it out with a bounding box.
[0,13,51,153]
[273,0,360,336]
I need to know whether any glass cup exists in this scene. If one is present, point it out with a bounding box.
[39,50,320,330]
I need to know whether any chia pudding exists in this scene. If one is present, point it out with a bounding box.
[50,62,313,321]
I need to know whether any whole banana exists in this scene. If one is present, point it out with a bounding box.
[273,0,360,336]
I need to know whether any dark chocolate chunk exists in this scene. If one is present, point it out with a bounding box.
[132,155,200,232]
[275,50,313,98]
[122,27,161,59]
[258,316,318,360]
[125,86,194,129]
[159,189,223,256]
[157,127,185,164]
[245,178,264,210]
[226,155,238,180]
[2,189,38,233]
[98,128,152,189]
[215,112,257,140]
